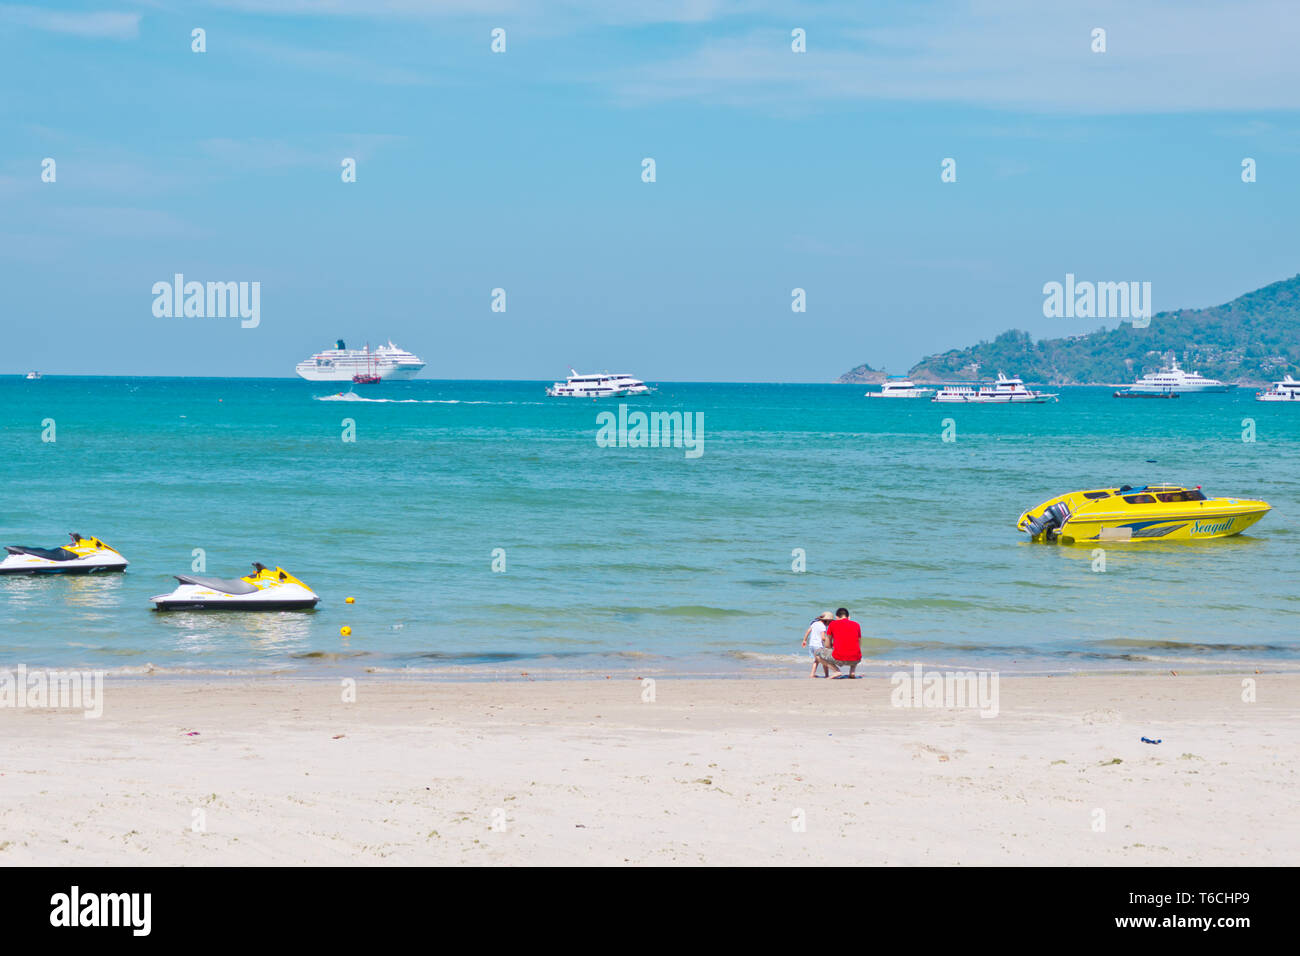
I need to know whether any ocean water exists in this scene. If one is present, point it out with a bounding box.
[2,376,1297,678]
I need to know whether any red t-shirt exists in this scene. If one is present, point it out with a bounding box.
[826,619,862,661]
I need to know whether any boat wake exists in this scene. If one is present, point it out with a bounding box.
[313,394,539,405]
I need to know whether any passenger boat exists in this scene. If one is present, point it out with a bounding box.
[1255,375,1300,402]
[1017,484,1271,544]
[865,379,934,398]
[546,369,651,398]
[932,374,1057,403]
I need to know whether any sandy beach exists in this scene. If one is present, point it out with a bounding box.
[1,673,1295,866]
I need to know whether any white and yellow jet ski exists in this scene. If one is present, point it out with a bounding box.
[151,562,319,611]
[0,533,129,575]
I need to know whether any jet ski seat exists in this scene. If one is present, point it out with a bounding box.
[173,574,259,595]
[5,546,77,561]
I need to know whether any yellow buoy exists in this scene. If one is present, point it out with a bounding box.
[340,626,351,636]
[345,596,355,604]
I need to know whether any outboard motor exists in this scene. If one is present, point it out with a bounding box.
[1026,502,1071,538]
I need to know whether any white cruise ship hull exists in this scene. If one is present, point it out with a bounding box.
[295,340,425,381]
[1126,383,1230,394]
[296,364,423,382]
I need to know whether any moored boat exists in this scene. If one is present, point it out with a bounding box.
[1117,357,1231,396]
[0,533,128,574]
[151,563,319,610]
[1256,375,1300,402]
[866,379,934,398]
[933,373,1057,403]
[1017,485,1270,544]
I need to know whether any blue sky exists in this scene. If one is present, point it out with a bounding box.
[3,0,1300,380]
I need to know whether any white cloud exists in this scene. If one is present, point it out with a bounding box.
[607,1,1300,114]
[0,4,140,39]
[208,0,742,23]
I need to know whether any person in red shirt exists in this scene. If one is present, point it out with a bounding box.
[819,607,862,679]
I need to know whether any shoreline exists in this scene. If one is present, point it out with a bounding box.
[4,657,1295,683]
[2,673,1295,865]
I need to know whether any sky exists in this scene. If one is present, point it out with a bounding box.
[3,0,1300,381]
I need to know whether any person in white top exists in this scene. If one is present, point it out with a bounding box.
[801,612,839,678]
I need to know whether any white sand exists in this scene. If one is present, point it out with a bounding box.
[1,674,1295,865]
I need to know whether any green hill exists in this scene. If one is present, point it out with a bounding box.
[848,274,1300,385]
[833,362,885,385]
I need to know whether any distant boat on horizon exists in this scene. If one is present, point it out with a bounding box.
[546,369,652,398]
[1117,357,1231,396]
[24,371,40,380]
[295,340,425,382]
[865,379,934,399]
[932,373,1057,403]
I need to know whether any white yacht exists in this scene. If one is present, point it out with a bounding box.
[866,379,934,399]
[1120,357,1230,395]
[295,340,425,381]
[932,373,1057,403]
[24,371,40,380]
[1256,375,1300,402]
[546,369,651,398]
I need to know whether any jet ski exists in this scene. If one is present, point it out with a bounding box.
[150,562,319,611]
[0,533,129,574]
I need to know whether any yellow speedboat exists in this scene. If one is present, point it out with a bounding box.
[1018,485,1271,544]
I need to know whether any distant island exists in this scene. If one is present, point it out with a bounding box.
[838,273,1300,385]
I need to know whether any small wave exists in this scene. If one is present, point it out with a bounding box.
[314,394,446,403]
[290,651,373,660]
[1092,638,1293,653]
[93,663,297,677]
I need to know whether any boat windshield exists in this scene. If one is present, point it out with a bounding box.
[1124,494,1156,504]
[1155,490,1207,502]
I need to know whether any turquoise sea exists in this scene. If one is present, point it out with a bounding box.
[2,377,1297,678]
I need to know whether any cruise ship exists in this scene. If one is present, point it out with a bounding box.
[1118,357,1231,395]
[932,373,1057,403]
[546,369,651,398]
[1256,375,1300,402]
[295,340,425,382]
